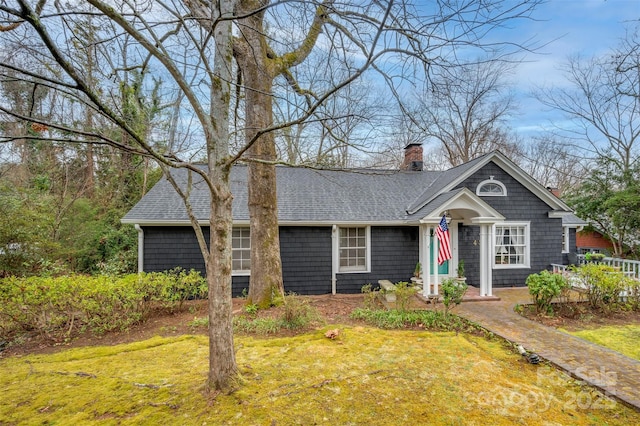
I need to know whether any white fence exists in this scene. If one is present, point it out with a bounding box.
[552,255,640,280]
[551,255,640,301]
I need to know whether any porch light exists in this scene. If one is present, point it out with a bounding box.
[444,210,452,224]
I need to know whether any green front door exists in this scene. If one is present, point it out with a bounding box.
[429,233,449,275]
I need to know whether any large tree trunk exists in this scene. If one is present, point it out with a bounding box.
[202,0,238,390]
[237,1,285,308]
[206,177,237,389]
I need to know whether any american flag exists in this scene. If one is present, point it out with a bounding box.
[436,215,452,265]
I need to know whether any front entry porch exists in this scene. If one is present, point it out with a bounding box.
[416,188,505,298]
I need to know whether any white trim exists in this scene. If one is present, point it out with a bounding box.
[122,219,420,227]
[562,226,570,254]
[134,224,144,273]
[476,178,507,196]
[493,222,531,269]
[331,225,338,295]
[337,225,371,274]
[418,188,505,224]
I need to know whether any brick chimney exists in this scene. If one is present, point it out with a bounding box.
[401,143,423,171]
[546,187,561,198]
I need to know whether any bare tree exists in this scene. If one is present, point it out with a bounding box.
[535,30,640,174]
[216,1,543,307]
[274,59,386,168]
[520,136,587,194]
[415,59,521,166]
[0,0,238,391]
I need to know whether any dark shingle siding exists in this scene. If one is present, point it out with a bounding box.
[456,162,564,287]
[143,225,334,296]
[144,227,207,274]
[458,224,480,287]
[280,227,332,295]
[336,226,419,293]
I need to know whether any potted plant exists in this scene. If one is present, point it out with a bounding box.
[413,262,422,279]
[411,262,423,288]
[585,252,605,263]
[456,259,466,283]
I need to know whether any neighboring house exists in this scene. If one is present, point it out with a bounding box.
[576,229,613,256]
[122,146,582,298]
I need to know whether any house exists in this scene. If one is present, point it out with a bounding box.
[576,229,613,256]
[121,147,583,297]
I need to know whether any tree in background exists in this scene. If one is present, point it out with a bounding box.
[414,59,522,166]
[568,156,640,258]
[521,136,587,194]
[535,25,640,175]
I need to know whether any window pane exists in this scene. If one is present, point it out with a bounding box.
[494,225,527,266]
[339,227,367,271]
[232,228,251,271]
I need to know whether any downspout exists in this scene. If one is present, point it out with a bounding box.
[331,224,338,295]
[134,224,144,273]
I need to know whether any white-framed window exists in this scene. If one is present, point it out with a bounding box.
[339,226,370,273]
[477,178,507,196]
[232,228,251,274]
[562,226,570,253]
[494,222,529,268]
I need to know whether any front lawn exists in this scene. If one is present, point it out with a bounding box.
[2,327,637,425]
[562,325,640,361]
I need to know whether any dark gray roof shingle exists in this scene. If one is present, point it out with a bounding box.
[122,165,443,224]
[122,151,580,226]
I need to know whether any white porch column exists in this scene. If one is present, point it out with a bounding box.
[487,225,493,296]
[432,225,439,296]
[422,225,431,297]
[479,224,493,297]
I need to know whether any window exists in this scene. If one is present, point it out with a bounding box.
[232,228,251,273]
[339,227,369,272]
[562,226,569,253]
[494,223,529,267]
[477,178,507,196]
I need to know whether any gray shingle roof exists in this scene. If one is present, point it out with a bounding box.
[122,165,443,224]
[561,213,587,227]
[122,151,581,226]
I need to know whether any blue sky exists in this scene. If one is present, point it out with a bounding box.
[506,0,640,137]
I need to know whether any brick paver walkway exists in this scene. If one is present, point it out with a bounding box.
[457,288,640,410]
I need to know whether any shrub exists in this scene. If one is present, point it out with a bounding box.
[394,281,418,311]
[281,293,319,329]
[584,252,606,263]
[526,270,568,314]
[441,278,468,316]
[350,308,470,331]
[158,268,208,310]
[361,284,381,309]
[0,270,208,340]
[575,264,627,314]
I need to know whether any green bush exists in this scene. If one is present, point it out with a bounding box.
[281,293,319,329]
[350,308,470,331]
[231,293,320,335]
[361,284,381,309]
[575,264,629,314]
[626,279,640,311]
[441,278,468,316]
[526,270,568,314]
[394,281,418,311]
[0,270,207,340]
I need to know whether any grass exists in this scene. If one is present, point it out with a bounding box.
[2,327,639,425]
[561,324,640,361]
